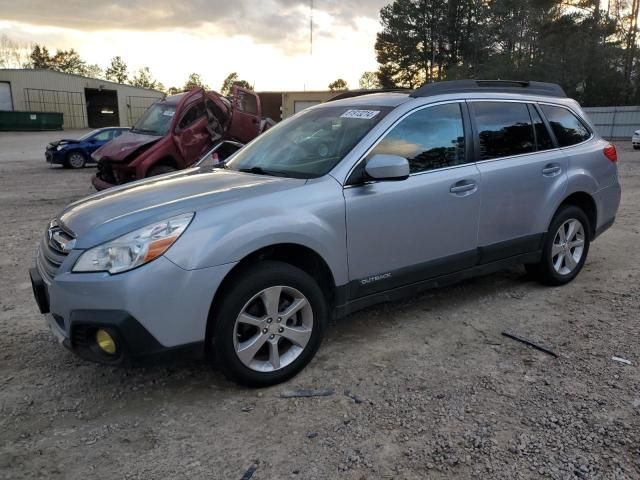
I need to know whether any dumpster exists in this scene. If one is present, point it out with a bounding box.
[0,111,63,131]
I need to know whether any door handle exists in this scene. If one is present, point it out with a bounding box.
[542,164,561,176]
[450,181,477,195]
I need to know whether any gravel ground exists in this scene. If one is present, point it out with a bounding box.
[0,131,639,480]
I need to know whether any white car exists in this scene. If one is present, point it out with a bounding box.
[633,130,640,149]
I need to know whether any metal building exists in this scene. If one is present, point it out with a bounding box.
[257,90,337,121]
[0,69,165,129]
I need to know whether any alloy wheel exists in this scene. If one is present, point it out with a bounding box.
[68,153,85,168]
[233,286,313,372]
[551,218,585,275]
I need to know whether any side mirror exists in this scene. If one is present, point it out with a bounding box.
[364,154,410,181]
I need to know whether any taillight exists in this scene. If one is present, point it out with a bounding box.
[603,144,617,162]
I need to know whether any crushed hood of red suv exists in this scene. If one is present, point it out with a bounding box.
[92,131,162,163]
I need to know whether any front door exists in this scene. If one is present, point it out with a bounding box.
[173,99,210,165]
[470,101,569,262]
[344,102,482,298]
[228,86,261,143]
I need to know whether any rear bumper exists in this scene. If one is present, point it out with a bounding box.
[593,182,621,239]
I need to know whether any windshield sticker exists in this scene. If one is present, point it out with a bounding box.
[162,111,175,117]
[340,109,380,120]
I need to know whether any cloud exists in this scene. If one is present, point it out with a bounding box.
[0,0,388,51]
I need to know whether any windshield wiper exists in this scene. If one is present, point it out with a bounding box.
[239,166,282,177]
[132,128,160,135]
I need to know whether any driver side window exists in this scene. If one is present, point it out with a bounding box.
[178,102,206,130]
[370,103,467,174]
[93,130,112,142]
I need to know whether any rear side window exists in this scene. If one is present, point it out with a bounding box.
[540,104,591,147]
[529,106,554,151]
[370,103,466,174]
[473,102,534,160]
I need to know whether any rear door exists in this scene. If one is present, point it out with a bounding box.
[227,86,261,143]
[344,102,482,298]
[173,96,210,165]
[471,100,568,262]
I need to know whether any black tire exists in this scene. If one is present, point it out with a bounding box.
[526,205,591,286]
[211,261,328,387]
[634,146,640,150]
[65,151,86,169]
[147,165,176,177]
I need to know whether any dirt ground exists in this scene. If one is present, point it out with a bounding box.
[0,130,639,480]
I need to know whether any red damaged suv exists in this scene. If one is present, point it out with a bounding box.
[92,86,272,190]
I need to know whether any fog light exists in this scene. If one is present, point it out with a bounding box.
[95,329,116,355]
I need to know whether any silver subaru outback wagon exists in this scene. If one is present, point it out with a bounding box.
[30,80,621,386]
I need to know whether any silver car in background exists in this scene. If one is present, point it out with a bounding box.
[632,129,640,149]
[30,80,621,386]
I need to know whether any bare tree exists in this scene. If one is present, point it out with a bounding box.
[0,34,31,68]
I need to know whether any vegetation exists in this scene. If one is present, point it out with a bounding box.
[375,0,640,106]
[328,78,349,91]
[104,56,129,84]
[359,71,381,89]
[220,72,253,96]
[3,1,640,106]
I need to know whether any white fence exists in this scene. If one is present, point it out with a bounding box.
[583,106,640,139]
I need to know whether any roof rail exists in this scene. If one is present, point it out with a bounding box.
[410,80,566,98]
[327,88,411,102]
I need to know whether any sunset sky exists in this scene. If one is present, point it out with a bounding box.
[0,1,389,91]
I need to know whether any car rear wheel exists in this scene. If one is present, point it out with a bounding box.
[65,151,86,169]
[526,205,591,286]
[211,261,327,387]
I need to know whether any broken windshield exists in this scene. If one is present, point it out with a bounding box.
[226,105,391,179]
[132,102,176,136]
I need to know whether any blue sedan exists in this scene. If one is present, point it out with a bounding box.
[45,127,129,169]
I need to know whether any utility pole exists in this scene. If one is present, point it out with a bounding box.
[310,0,314,56]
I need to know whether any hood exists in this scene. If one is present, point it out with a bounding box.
[92,131,161,163]
[58,167,306,248]
[48,139,80,148]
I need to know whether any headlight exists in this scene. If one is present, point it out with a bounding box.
[73,213,194,274]
[56,145,64,151]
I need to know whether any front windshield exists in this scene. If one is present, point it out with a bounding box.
[132,102,176,136]
[78,130,97,141]
[226,105,391,178]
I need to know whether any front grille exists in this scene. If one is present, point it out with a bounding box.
[96,162,116,184]
[37,222,74,282]
[71,324,92,347]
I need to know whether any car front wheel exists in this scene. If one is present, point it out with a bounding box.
[65,151,86,169]
[526,205,591,286]
[211,261,328,387]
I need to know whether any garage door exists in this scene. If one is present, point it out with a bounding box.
[0,82,13,111]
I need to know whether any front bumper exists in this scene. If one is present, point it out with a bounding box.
[45,150,65,164]
[30,254,237,366]
[91,174,116,191]
[93,161,135,190]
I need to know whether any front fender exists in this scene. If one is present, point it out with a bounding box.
[128,136,179,179]
[164,177,349,286]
